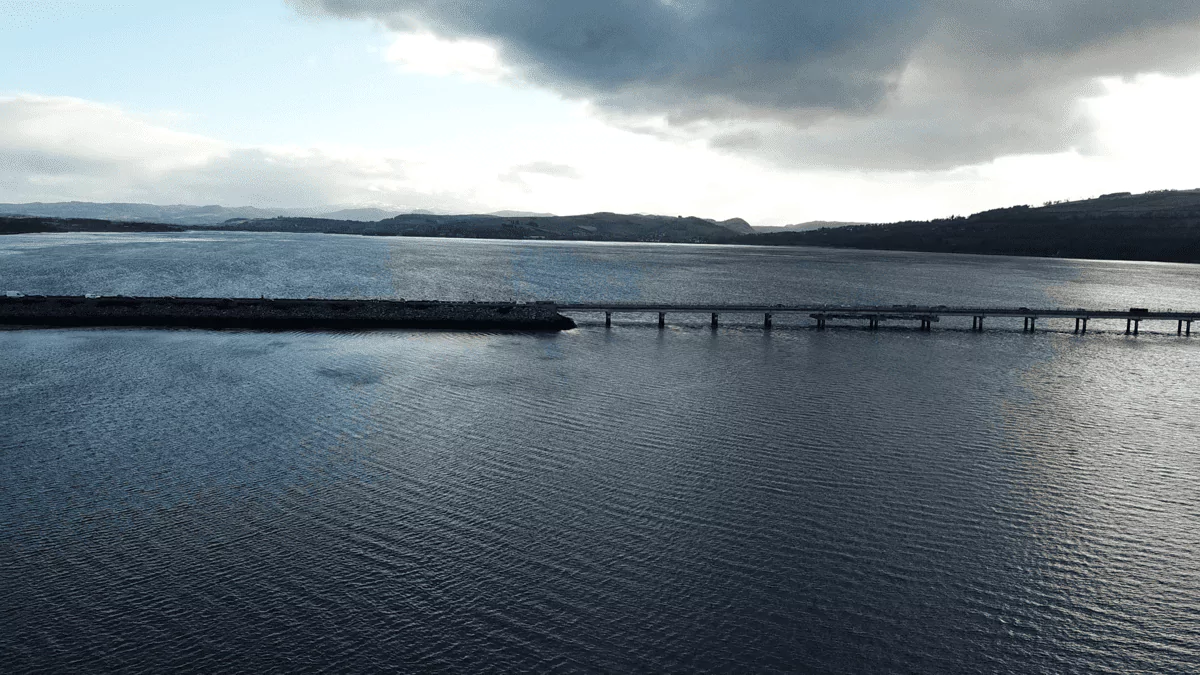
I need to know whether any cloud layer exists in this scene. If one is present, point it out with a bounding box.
[295,0,1200,168]
[0,95,490,211]
[6,80,1200,228]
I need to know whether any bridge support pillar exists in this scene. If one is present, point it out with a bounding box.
[870,317,878,330]
[1188,320,1193,337]
[1180,320,1184,336]
[1023,317,1029,332]
[1075,318,1080,334]
[1133,319,1140,336]
[711,313,719,329]
[658,312,665,329]
[1126,318,1132,335]
[1081,318,1088,334]
[764,313,772,329]
[605,311,611,328]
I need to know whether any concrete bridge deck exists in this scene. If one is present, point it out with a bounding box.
[558,303,1199,335]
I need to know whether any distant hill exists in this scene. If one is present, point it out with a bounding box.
[314,208,403,221]
[1035,189,1200,215]
[752,221,868,233]
[706,217,755,234]
[738,189,1200,263]
[0,202,292,226]
[221,212,748,243]
[13,190,1200,263]
[0,201,566,225]
[2,210,749,244]
[489,210,557,218]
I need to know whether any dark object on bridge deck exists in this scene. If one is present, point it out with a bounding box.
[1129,307,1147,335]
[0,296,577,332]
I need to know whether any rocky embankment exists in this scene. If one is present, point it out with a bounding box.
[0,296,576,331]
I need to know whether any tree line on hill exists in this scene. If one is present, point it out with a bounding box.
[5,189,1200,263]
[734,201,1200,263]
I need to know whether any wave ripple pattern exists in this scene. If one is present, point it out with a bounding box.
[2,326,1198,673]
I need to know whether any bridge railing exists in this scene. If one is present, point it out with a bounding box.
[556,304,1198,335]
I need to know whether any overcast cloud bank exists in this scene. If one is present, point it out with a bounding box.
[295,0,1200,168]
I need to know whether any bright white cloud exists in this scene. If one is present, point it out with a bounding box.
[0,95,486,211]
[384,32,508,81]
[0,95,223,172]
[1086,73,1200,160]
[3,79,1200,226]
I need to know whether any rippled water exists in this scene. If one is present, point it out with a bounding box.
[2,233,1199,673]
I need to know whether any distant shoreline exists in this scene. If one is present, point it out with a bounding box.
[4,207,1200,265]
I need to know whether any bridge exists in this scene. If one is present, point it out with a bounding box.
[557,303,1199,335]
[4,295,1197,335]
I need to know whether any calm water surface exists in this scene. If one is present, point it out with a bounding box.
[2,233,1199,673]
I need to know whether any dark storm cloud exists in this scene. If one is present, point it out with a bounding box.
[295,1,1200,168]
[301,0,927,112]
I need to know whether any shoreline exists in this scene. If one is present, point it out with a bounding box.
[5,224,1200,267]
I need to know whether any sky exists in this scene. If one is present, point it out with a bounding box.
[3,0,1200,225]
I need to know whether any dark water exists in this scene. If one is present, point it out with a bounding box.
[2,233,1199,673]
